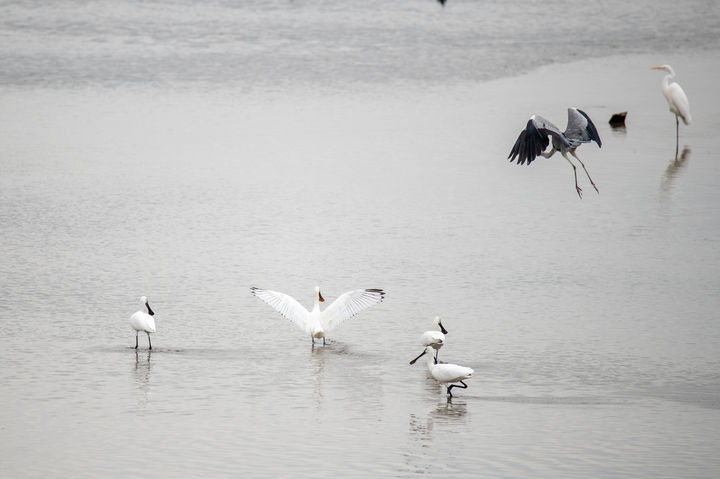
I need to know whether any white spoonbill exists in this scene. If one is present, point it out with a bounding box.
[250,286,385,344]
[410,316,448,365]
[652,64,691,155]
[411,346,473,397]
[129,296,156,350]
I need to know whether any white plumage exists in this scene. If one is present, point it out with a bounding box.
[129,296,156,350]
[652,64,691,154]
[251,286,385,344]
[412,346,474,397]
[410,316,448,364]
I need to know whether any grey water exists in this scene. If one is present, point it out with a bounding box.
[2,1,720,477]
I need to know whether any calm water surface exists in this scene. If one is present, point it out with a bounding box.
[1,1,720,477]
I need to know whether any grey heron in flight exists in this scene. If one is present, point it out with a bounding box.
[508,108,602,198]
[651,65,691,157]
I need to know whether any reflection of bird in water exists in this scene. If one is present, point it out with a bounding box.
[129,296,156,350]
[251,286,385,345]
[661,146,691,193]
[410,316,448,365]
[134,349,152,406]
[508,108,602,198]
[310,343,329,406]
[652,65,691,157]
[411,346,474,397]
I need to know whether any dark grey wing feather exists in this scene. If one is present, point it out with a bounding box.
[565,108,602,147]
[508,116,567,165]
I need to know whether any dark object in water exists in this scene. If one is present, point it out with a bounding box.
[437,0,446,5]
[609,112,627,127]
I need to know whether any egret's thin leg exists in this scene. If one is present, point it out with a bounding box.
[570,150,599,193]
[562,152,582,198]
[434,350,439,364]
[135,333,139,349]
[147,332,152,350]
[323,337,326,345]
[675,115,680,158]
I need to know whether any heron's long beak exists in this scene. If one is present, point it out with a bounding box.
[409,349,427,365]
[438,320,448,335]
[146,301,155,316]
[319,291,325,302]
[651,66,663,70]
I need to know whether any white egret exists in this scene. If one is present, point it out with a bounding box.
[129,296,156,350]
[250,286,385,344]
[652,64,691,155]
[411,346,474,397]
[409,316,448,365]
[508,107,602,198]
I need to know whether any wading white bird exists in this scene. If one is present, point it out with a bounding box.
[652,64,691,154]
[250,286,385,344]
[411,346,473,397]
[410,316,448,365]
[129,296,156,350]
[508,107,602,198]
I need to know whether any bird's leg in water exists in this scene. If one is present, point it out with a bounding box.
[562,152,583,198]
[434,350,439,364]
[570,150,599,193]
[675,115,680,158]
[323,337,326,345]
[446,381,468,397]
[147,332,152,350]
[135,333,139,349]
[540,147,556,158]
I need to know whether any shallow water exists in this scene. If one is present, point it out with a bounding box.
[2,1,720,478]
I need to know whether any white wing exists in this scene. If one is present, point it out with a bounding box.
[322,288,385,332]
[251,287,311,332]
[668,83,692,125]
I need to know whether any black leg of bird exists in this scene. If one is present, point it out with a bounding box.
[135,333,139,349]
[147,332,152,350]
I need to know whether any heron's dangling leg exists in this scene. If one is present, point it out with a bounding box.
[147,332,152,350]
[562,152,582,198]
[570,150,599,193]
[446,381,468,397]
[135,332,139,349]
[540,147,556,159]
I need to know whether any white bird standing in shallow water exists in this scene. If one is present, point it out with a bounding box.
[129,296,156,350]
[250,286,385,344]
[410,316,448,365]
[411,346,474,397]
[652,64,691,156]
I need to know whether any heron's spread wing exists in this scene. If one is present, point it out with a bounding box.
[250,287,310,331]
[508,116,566,165]
[565,108,602,147]
[322,288,385,332]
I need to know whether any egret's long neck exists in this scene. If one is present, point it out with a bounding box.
[661,73,672,90]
